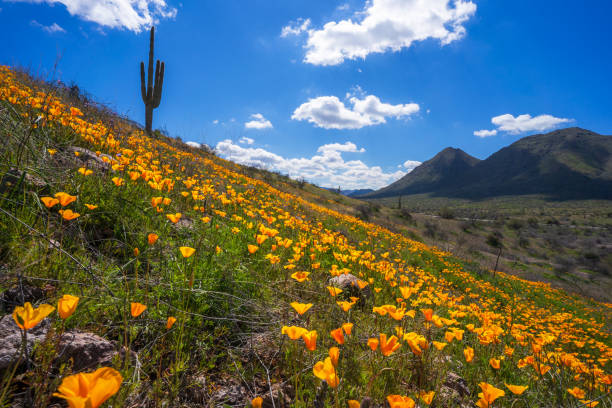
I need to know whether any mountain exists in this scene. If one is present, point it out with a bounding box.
[324,188,375,197]
[360,147,480,197]
[364,128,612,200]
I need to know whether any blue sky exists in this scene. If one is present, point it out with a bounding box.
[1,0,611,189]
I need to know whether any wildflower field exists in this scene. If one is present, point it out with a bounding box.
[0,65,610,407]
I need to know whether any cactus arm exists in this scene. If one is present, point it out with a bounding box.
[153,61,164,108]
[140,62,147,102]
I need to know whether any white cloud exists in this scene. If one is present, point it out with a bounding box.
[281,17,311,37]
[288,0,476,66]
[475,113,572,137]
[244,113,273,130]
[239,136,254,145]
[16,0,176,32]
[491,113,572,134]
[402,160,421,171]
[185,141,201,148]
[292,92,419,129]
[30,20,66,33]
[473,129,498,138]
[214,140,408,190]
[212,119,219,125]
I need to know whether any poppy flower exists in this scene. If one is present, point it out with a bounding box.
[179,246,195,258]
[166,316,177,329]
[130,302,147,318]
[58,295,79,319]
[290,271,309,282]
[41,197,59,208]
[301,330,317,351]
[290,302,312,315]
[476,382,505,408]
[420,391,435,405]
[247,244,259,254]
[329,347,340,366]
[567,387,586,399]
[313,357,339,388]
[380,334,401,356]
[386,395,415,408]
[78,167,92,176]
[111,177,124,186]
[13,302,55,330]
[489,358,501,370]
[342,322,353,335]
[59,209,80,220]
[421,308,434,321]
[53,367,122,408]
[251,397,263,408]
[281,326,308,340]
[505,383,528,395]
[326,286,343,297]
[147,233,158,245]
[330,328,345,345]
[84,204,98,210]
[433,341,447,350]
[54,192,77,207]
[367,338,379,351]
[166,213,182,223]
[151,197,163,207]
[348,401,360,408]
[464,346,474,363]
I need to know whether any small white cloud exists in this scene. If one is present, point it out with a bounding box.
[245,113,273,130]
[402,160,421,171]
[474,129,498,138]
[337,3,349,11]
[214,140,406,190]
[292,92,419,130]
[475,113,572,137]
[18,0,177,32]
[185,141,201,148]
[212,119,219,125]
[31,20,66,33]
[239,136,254,145]
[280,17,311,37]
[491,113,572,134]
[286,0,477,66]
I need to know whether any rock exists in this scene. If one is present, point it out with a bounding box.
[0,285,45,314]
[0,168,48,194]
[438,371,475,408]
[65,146,113,172]
[0,314,50,370]
[260,383,293,408]
[0,313,127,371]
[444,371,470,397]
[329,273,372,300]
[173,216,194,230]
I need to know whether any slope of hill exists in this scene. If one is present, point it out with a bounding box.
[0,67,610,408]
[366,128,612,200]
[362,147,480,198]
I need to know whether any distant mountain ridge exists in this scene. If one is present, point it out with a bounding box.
[362,128,612,200]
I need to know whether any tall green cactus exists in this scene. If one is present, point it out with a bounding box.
[140,26,164,135]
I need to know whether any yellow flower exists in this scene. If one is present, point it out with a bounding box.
[329,346,340,366]
[386,395,415,408]
[130,302,147,318]
[179,246,195,258]
[567,387,586,399]
[151,196,163,207]
[166,213,182,223]
[505,383,528,395]
[379,334,401,356]
[59,209,80,220]
[47,149,57,155]
[419,391,435,405]
[348,401,360,408]
[342,322,353,335]
[290,302,313,315]
[367,338,379,351]
[330,327,345,345]
[111,177,124,186]
[78,167,93,176]
[433,341,447,351]
[247,244,259,254]
[41,197,59,208]
[70,107,83,116]
[326,286,343,297]
[464,346,474,363]
[58,295,79,319]
[301,330,317,351]
[313,357,339,388]
[12,302,55,330]
[84,204,98,210]
[147,233,159,245]
[290,271,309,282]
[166,316,177,329]
[53,367,122,408]
[54,192,77,207]
[281,326,308,340]
[489,358,501,370]
[251,396,263,408]
[476,382,505,408]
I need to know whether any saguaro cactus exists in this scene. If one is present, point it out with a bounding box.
[140,26,164,134]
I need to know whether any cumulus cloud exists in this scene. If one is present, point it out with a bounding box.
[239,136,254,145]
[281,17,311,37]
[402,160,421,171]
[30,20,66,33]
[214,140,408,190]
[473,129,497,138]
[292,93,419,129]
[16,0,176,32]
[475,113,572,137]
[245,113,273,130]
[286,0,476,66]
[185,141,201,148]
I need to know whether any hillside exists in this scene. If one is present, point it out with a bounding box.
[0,67,611,408]
[365,128,612,200]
